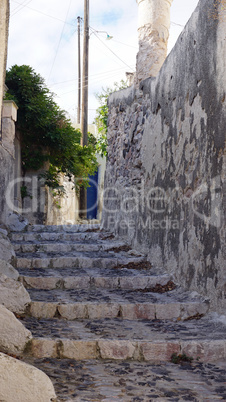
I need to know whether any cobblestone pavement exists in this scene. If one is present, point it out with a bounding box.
[22,358,226,401]
[11,224,226,400]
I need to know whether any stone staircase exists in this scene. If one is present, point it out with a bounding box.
[10,224,226,367]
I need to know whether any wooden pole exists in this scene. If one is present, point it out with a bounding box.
[81,0,89,146]
[77,16,81,124]
[80,0,89,218]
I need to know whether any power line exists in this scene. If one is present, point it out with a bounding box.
[11,0,33,16]
[88,26,135,72]
[11,0,75,26]
[47,0,73,83]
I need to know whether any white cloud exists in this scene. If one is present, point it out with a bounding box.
[7,0,199,124]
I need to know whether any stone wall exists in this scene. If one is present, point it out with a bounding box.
[0,101,21,224]
[102,0,226,312]
[21,171,79,225]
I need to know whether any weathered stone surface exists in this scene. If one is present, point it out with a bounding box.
[0,275,30,314]
[99,340,137,360]
[0,353,57,402]
[0,233,16,264]
[121,303,155,320]
[7,212,29,232]
[155,303,181,320]
[29,301,57,319]
[140,341,180,362]
[87,303,120,319]
[58,303,87,320]
[60,340,98,359]
[23,276,59,290]
[31,338,58,359]
[181,340,226,363]
[102,0,226,313]
[0,258,19,280]
[0,304,32,355]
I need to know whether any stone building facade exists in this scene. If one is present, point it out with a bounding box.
[102,0,226,312]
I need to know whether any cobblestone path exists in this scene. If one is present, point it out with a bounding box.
[11,224,226,401]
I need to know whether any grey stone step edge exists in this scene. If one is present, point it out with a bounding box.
[19,274,172,290]
[27,337,226,363]
[28,299,209,321]
[16,256,147,270]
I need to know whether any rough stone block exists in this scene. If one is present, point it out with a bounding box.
[93,276,118,289]
[60,340,98,359]
[0,304,32,355]
[0,274,31,314]
[181,340,226,363]
[0,259,19,280]
[0,353,57,402]
[180,302,209,319]
[0,233,16,264]
[58,303,87,319]
[30,301,57,319]
[31,338,58,358]
[155,303,181,320]
[98,340,137,360]
[140,341,180,362]
[64,277,90,290]
[23,276,59,290]
[121,303,155,320]
[87,303,120,319]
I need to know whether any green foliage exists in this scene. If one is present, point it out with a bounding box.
[94,80,128,157]
[5,65,97,192]
[20,185,32,200]
[171,353,194,364]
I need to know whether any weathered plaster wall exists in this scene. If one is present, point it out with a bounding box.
[21,171,79,225]
[0,101,21,224]
[0,0,9,124]
[135,0,173,83]
[102,0,226,312]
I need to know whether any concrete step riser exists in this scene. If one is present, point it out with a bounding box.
[29,301,209,321]
[16,256,146,270]
[14,242,130,254]
[11,232,106,243]
[20,275,171,290]
[25,224,101,233]
[29,337,226,363]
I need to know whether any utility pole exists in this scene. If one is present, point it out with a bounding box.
[77,16,81,124]
[80,0,89,218]
[81,0,89,146]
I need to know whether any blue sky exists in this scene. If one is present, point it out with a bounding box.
[7,0,199,123]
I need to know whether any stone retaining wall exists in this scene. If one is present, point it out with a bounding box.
[102,0,226,312]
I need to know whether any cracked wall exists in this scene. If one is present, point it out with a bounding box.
[102,0,226,312]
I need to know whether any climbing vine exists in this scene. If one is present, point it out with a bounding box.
[94,80,128,157]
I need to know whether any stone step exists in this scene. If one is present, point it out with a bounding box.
[16,255,147,270]
[21,357,226,401]
[15,223,101,233]
[21,315,226,363]
[27,287,209,320]
[11,231,114,243]
[13,240,130,254]
[19,269,171,290]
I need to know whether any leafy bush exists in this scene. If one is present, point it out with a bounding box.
[5,65,97,192]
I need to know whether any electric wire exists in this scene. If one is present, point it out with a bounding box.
[11,0,75,26]
[11,0,33,16]
[47,0,73,82]
[88,25,135,72]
